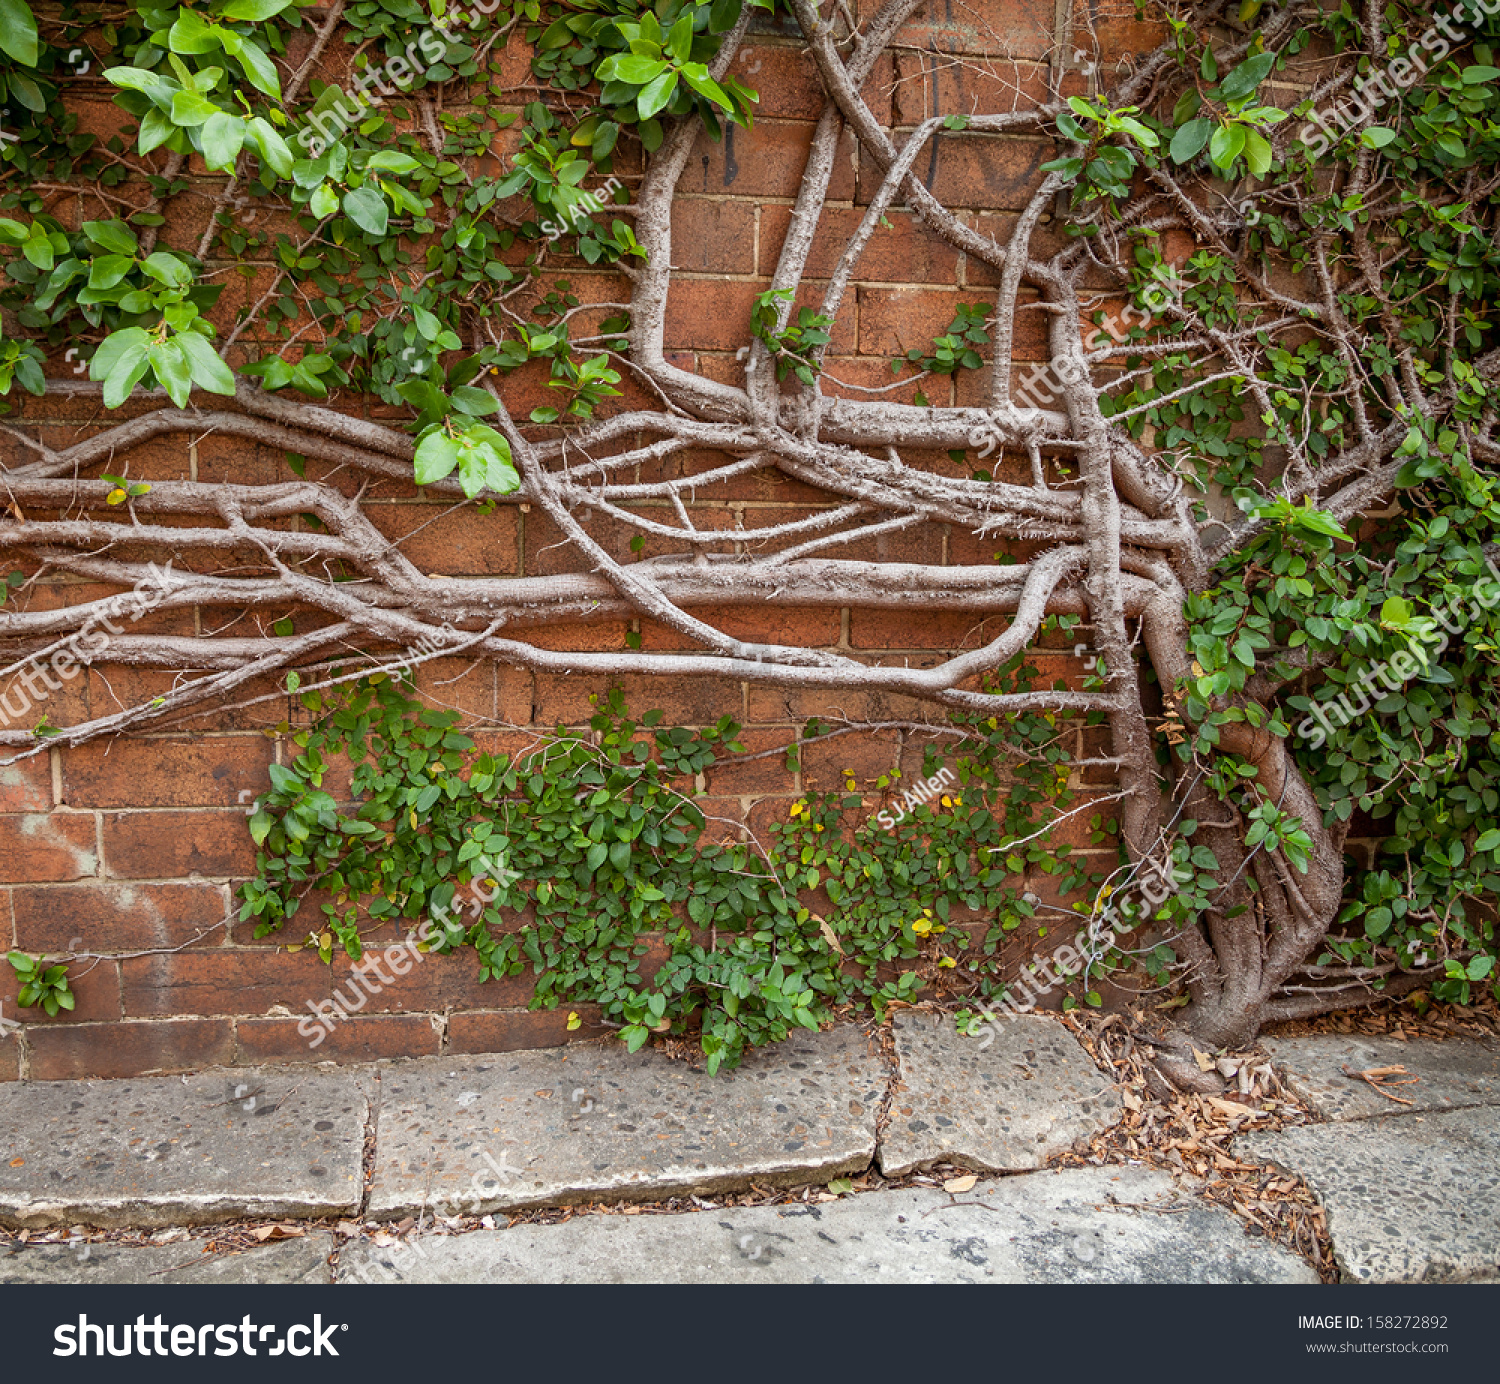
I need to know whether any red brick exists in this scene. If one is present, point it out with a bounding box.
[849,607,1013,651]
[800,729,900,791]
[11,882,227,953]
[101,810,258,879]
[121,949,332,1017]
[408,657,496,722]
[687,120,857,202]
[0,656,92,729]
[28,1019,235,1080]
[892,52,1053,123]
[0,755,51,813]
[62,736,272,809]
[364,503,521,577]
[0,1035,17,1081]
[670,199,758,275]
[704,729,796,796]
[724,44,828,120]
[327,948,534,1015]
[447,1006,610,1055]
[759,205,960,284]
[531,672,739,729]
[665,277,765,353]
[0,814,97,883]
[236,1014,441,1064]
[640,604,841,652]
[0,953,119,1024]
[866,133,1051,215]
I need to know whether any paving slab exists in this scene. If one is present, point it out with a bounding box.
[0,1233,335,1284]
[1239,1105,1500,1284]
[0,1068,368,1229]
[1263,1036,1500,1121]
[368,1027,884,1220]
[341,1165,1315,1284]
[879,1011,1120,1177]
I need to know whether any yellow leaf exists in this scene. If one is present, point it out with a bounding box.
[106,487,127,505]
[566,1011,581,1031]
[816,916,844,955]
[1192,1047,1216,1073]
[937,956,956,968]
[409,809,418,829]
[943,1174,977,1193]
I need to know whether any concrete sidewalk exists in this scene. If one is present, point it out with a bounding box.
[2,1016,1496,1285]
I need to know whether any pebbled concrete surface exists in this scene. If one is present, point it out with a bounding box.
[340,1165,1316,1284]
[367,1027,885,1220]
[0,1068,367,1229]
[879,1011,1120,1177]
[1263,1036,1500,1121]
[0,1233,335,1284]
[1239,1104,1500,1284]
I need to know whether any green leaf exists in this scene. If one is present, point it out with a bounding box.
[414,431,461,485]
[0,0,38,67]
[102,340,152,408]
[1360,126,1397,149]
[1209,122,1248,169]
[221,0,294,18]
[1218,51,1276,103]
[233,37,281,98]
[343,185,389,238]
[245,117,293,178]
[83,220,140,255]
[309,182,339,218]
[200,113,245,172]
[1169,117,1213,164]
[176,331,236,396]
[149,339,193,407]
[1243,128,1273,176]
[1475,829,1500,853]
[637,69,679,121]
[168,9,220,54]
[613,54,668,84]
[171,90,224,128]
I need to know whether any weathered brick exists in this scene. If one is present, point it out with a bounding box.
[0,755,51,813]
[0,954,119,1025]
[0,813,97,883]
[326,948,533,1016]
[447,1006,609,1055]
[0,1035,17,1081]
[11,882,226,953]
[28,1019,235,1081]
[101,810,258,879]
[236,1014,442,1065]
[62,736,272,809]
[121,949,332,1018]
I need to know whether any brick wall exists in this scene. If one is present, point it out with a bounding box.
[0,2,1266,1080]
